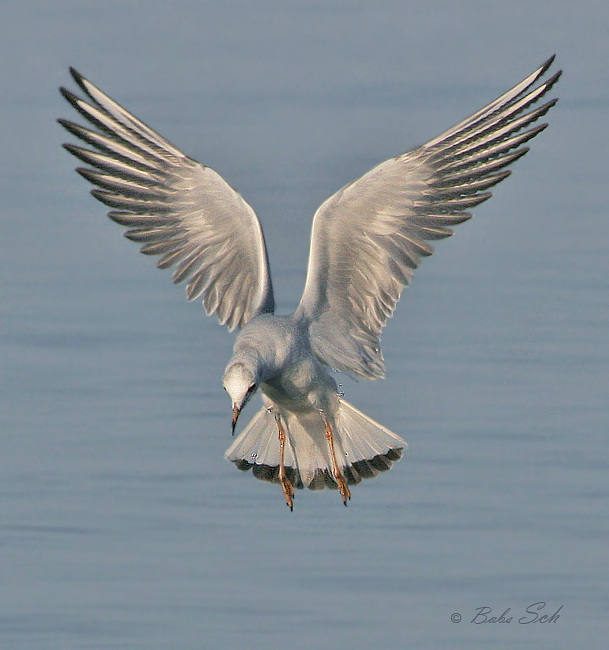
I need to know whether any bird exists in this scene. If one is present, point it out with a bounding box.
[58,56,561,510]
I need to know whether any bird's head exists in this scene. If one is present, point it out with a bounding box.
[222,360,259,434]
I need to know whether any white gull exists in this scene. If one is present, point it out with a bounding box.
[59,56,561,509]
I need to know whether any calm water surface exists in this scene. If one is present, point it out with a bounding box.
[1,2,608,649]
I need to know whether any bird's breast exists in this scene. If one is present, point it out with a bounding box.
[261,355,336,414]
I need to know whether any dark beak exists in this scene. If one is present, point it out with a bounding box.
[231,404,240,435]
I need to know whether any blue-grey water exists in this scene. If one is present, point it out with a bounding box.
[1,2,608,649]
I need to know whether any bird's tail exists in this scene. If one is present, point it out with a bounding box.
[224,399,407,490]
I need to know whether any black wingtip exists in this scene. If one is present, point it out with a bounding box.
[58,86,81,110]
[61,142,79,156]
[56,117,78,134]
[56,118,83,141]
[526,55,559,93]
[67,67,96,99]
[540,54,557,77]
[545,70,563,93]
[75,167,95,183]
[69,67,84,86]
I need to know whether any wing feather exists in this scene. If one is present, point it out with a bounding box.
[296,56,561,379]
[59,69,274,330]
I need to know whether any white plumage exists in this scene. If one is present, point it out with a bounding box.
[226,398,405,490]
[59,56,560,508]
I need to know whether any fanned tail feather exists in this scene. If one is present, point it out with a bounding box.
[224,399,407,490]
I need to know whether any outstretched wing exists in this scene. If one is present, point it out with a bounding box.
[295,56,561,379]
[59,68,274,330]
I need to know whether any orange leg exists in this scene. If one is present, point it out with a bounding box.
[274,413,294,511]
[323,417,351,506]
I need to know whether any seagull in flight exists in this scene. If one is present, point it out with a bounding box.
[59,56,560,509]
